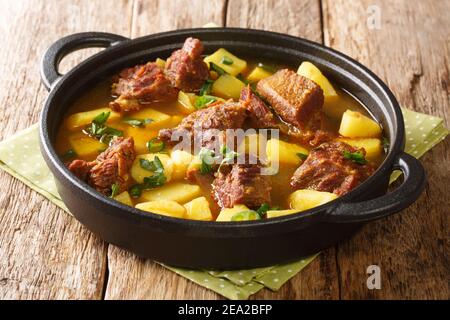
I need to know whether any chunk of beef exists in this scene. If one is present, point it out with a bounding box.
[110,62,178,112]
[165,37,210,92]
[212,163,271,208]
[257,69,324,130]
[240,86,278,128]
[290,141,374,195]
[158,102,247,150]
[67,159,95,181]
[67,137,136,195]
[186,167,220,214]
[240,86,333,147]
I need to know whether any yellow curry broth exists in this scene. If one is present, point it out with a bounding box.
[55,58,385,221]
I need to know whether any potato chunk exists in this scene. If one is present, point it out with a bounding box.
[65,107,121,131]
[336,137,382,161]
[184,197,213,221]
[128,108,172,131]
[114,191,133,206]
[212,74,246,99]
[171,150,194,180]
[297,61,338,103]
[177,91,197,114]
[68,133,106,159]
[288,189,337,211]
[339,110,382,138]
[136,200,185,218]
[204,48,247,76]
[216,204,250,222]
[247,66,273,82]
[140,182,201,203]
[125,127,158,154]
[131,153,173,184]
[266,209,299,219]
[266,139,309,166]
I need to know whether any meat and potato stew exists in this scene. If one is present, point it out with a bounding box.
[56,37,386,222]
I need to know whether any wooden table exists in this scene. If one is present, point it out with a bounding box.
[0,0,448,300]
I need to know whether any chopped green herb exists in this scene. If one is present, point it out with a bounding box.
[198,148,215,175]
[146,138,165,153]
[255,203,280,218]
[256,203,270,217]
[92,111,110,125]
[257,62,276,73]
[218,145,239,172]
[141,156,166,188]
[130,156,167,197]
[142,171,166,188]
[195,95,217,109]
[140,158,157,171]
[231,210,261,221]
[129,184,143,198]
[62,149,77,161]
[85,111,123,145]
[221,56,233,65]
[199,79,214,96]
[209,62,227,75]
[236,73,250,85]
[343,151,368,165]
[123,118,153,127]
[152,156,165,172]
[110,183,120,198]
[296,152,308,161]
[98,127,123,145]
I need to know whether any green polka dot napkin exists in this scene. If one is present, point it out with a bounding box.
[0,108,447,299]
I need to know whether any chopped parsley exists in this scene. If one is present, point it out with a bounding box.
[256,203,270,217]
[110,183,120,198]
[140,158,157,171]
[123,118,153,127]
[195,95,217,109]
[236,73,250,85]
[92,111,110,124]
[217,145,239,172]
[343,150,368,165]
[129,156,167,198]
[221,56,233,65]
[231,210,261,221]
[209,62,227,76]
[146,138,165,153]
[198,148,216,174]
[199,79,214,96]
[85,111,123,145]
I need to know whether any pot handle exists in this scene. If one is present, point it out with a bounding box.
[40,32,129,90]
[322,152,426,223]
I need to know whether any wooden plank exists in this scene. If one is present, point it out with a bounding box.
[226,0,323,43]
[104,0,227,300]
[0,0,133,299]
[130,0,227,37]
[323,0,449,299]
[227,0,340,300]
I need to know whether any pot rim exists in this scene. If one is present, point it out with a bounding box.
[39,27,405,233]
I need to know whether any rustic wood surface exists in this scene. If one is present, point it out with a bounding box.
[0,0,448,300]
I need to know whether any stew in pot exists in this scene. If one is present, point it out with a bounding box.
[55,37,386,221]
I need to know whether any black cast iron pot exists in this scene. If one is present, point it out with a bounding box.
[39,28,426,269]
